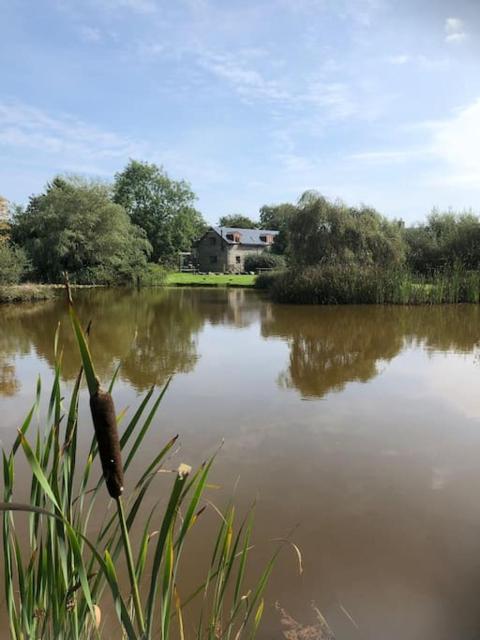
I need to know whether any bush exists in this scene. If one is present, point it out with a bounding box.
[137,263,168,286]
[254,270,284,290]
[0,242,28,284]
[263,265,480,305]
[244,252,285,272]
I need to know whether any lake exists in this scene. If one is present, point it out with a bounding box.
[1,288,480,639]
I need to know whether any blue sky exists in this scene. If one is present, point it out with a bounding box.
[1,0,479,224]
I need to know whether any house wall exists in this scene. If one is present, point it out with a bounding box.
[195,230,267,273]
[196,229,229,272]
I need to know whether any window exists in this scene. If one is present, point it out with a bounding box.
[210,255,218,264]
[209,236,216,245]
[260,234,273,244]
[235,256,241,264]
[227,232,241,242]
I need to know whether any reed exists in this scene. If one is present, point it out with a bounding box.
[1,292,288,639]
[263,265,480,305]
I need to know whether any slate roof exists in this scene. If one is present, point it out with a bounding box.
[213,227,279,246]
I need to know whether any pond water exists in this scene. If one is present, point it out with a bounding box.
[1,288,480,639]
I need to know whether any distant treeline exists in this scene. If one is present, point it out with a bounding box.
[1,165,480,294]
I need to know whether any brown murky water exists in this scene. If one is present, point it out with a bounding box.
[2,288,480,639]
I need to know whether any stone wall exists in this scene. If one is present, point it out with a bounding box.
[195,230,266,273]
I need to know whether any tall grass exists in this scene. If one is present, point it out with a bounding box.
[1,291,288,639]
[261,265,480,305]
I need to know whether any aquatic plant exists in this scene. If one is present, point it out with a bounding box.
[262,265,480,305]
[1,290,288,639]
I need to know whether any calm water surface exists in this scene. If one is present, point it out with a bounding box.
[1,288,480,639]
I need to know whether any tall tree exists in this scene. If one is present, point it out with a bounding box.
[259,202,296,254]
[259,203,296,230]
[218,214,258,228]
[288,191,405,268]
[113,160,206,264]
[12,176,151,283]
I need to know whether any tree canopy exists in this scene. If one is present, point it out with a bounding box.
[288,191,405,269]
[218,214,258,229]
[113,160,205,265]
[258,202,297,254]
[404,210,480,274]
[12,176,151,284]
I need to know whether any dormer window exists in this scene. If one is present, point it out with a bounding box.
[226,232,241,242]
[260,234,273,244]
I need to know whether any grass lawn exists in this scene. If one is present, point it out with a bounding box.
[166,272,256,287]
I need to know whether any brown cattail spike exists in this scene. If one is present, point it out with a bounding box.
[89,388,124,498]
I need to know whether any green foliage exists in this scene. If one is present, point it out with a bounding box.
[113,160,206,265]
[218,214,258,228]
[288,191,406,269]
[137,263,168,287]
[405,210,480,274]
[0,241,28,284]
[259,203,296,231]
[244,252,285,272]
[258,203,296,255]
[1,308,286,639]
[12,177,151,284]
[264,265,480,305]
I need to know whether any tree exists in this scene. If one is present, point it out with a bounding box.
[113,160,206,264]
[218,214,258,228]
[259,203,296,230]
[288,191,405,269]
[12,176,151,284]
[0,242,27,284]
[405,210,480,274]
[259,202,296,254]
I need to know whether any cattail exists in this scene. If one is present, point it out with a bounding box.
[89,387,124,498]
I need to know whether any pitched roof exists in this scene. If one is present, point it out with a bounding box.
[213,227,279,246]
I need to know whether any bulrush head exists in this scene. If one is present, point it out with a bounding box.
[89,386,124,498]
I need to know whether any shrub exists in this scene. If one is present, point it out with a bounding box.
[137,263,168,286]
[244,252,285,272]
[0,242,28,284]
[263,265,480,305]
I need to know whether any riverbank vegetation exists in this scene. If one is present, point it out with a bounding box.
[255,192,480,304]
[2,162,480,304]
[1,295,288,638]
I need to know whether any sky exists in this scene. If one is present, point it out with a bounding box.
[1,0,479,224]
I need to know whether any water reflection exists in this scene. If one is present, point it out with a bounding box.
[0,288,266,395]
[2,292,480,399]
[262,304,480,398]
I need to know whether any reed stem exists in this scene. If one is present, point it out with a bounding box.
[116,496,145,636]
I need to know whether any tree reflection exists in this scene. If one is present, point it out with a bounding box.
[2,292,480,399]
[0,288,265,396]
[261,305,480,398]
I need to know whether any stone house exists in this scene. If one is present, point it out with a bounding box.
[194,226,279,273]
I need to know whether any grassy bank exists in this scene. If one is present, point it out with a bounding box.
[0,284,58,303]
[257,266,480,305]
[167,272,256,287]
[0,283,107,303]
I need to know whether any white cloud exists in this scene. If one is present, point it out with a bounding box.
[197,51,289,102]
[348,98,480,188]
[426,98,480,186]
[387,54,410,65]
[0,102,144,161]
[79,25,102,42]
[445,17,467,44]
[96,0,157,13]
